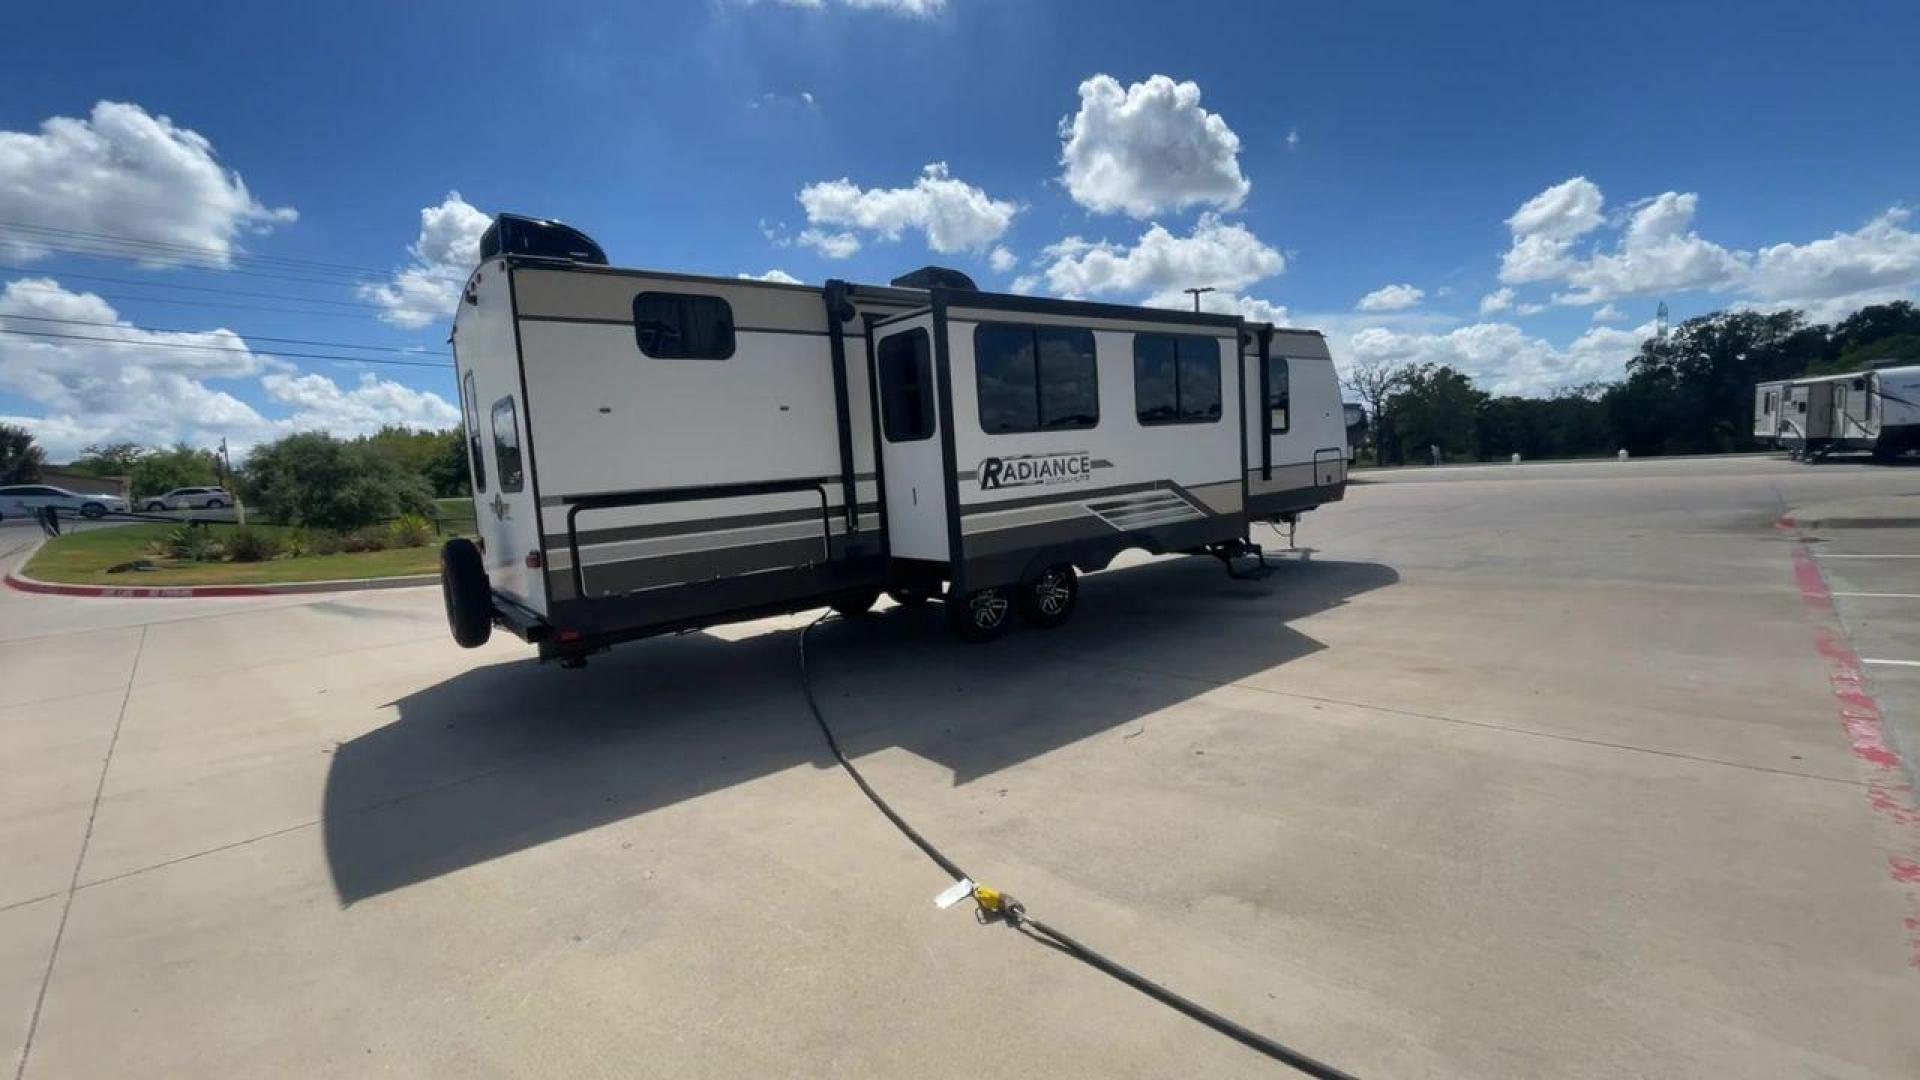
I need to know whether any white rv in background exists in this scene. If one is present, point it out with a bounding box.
[1758,364,1920,460]
[441,215,1348,665]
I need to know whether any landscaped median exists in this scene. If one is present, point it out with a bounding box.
[6,519,459,597]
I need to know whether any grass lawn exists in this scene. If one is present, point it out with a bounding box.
[23,522,449,586]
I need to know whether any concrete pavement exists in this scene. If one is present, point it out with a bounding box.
[3,455,1919,1077]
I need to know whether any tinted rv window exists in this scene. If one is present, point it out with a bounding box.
[973,323,1099,434]
[1266,356,1291,433]
[462,371,486,493]
[1133,334,1222,425]
[633,292,735,359]
[878,329,935,442]
[491,396,524,493]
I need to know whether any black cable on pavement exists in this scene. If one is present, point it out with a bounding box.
[796,613,1360,1080]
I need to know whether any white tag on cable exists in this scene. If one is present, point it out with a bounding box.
[933,877,975,909]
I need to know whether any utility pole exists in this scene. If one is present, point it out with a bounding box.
[1183,286,1216,312]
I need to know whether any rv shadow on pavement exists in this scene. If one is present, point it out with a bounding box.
[321,554,1398,905]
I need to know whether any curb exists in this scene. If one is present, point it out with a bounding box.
[3,560,438,599]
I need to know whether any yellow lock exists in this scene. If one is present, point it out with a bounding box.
[973,885,1003,912]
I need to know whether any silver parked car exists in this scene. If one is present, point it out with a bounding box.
[143,486,234,511]
[0,484,131,520]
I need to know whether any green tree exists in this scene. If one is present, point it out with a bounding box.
[72,442,148,477]
[1340,357,1411,464]
[0,424,45,484]
[1385,364,1488,463]
[243,431,434,530]
[130,444,220,498]
[1609,309,1822,454]
[356,426,469,498]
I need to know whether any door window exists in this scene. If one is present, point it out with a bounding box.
[878,328,935,442]
[1266,356,1292,433]
[491,396,524,493]
[463,372,487,493]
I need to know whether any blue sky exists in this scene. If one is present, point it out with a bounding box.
[3,0,1917,458]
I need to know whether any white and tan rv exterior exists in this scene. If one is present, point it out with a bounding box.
[1760,363,1920,460]
[442,214,1348,663]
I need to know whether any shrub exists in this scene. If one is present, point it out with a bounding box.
[386,513,433,548]
[338,528,389,553]
[242,431,434,531]
[159,525,219,562]
[308,529,346,556]
[223,526,282,563]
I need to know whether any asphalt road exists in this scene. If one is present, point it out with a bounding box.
[3,455,1918,1078]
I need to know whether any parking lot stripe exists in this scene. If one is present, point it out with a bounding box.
[1813,553,1920,559]
[1831,592,1920,599]
[1861,658,1920,668]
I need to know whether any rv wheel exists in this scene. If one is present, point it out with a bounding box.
[947,587,1012,643]
[439,538,493,648]
[1017,565,1078,629]
[830,589,881,617]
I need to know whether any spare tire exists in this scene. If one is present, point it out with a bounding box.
[440,538,492,648]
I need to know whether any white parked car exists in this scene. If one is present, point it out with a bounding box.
[143,487,234,511]
[0,484,131,520]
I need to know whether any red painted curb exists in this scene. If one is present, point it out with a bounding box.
[1782,517,1920,969]
[3,570,436,599]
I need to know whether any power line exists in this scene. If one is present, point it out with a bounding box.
[0,281,415,323]
[0,263,389,310]
[0,220,396,278]
[0,312,449,357]
[0,236,379,288]
[0,322,455,368]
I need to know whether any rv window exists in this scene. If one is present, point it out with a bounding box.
[1133,334,1222,425]
[633,292,735,359]
[462,371,486,493]
[973,323,1099,434]
[878,328,935,442]
[1267,356,1291,433]
[491,396,524,493]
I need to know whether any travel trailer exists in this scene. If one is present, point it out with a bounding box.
[1758,364,1920,460]
[1752,379,1789,447]
[441,214,1347,664]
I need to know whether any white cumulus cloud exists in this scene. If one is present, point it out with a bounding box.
[1346,319,1656,397]
[1036,213,1284,299]
[738,269,803,283]
[1356,283,1424,312]
[0,278,455,458]
[1746,208,1920,318]
[797,228,861,259]
[797,162,1015,254]
[1058,74,1250,219]
[1479,287,1516,314]
[988,246,1017,273]
[1143,288,1290,325]
[359,192,492,328]
[0,101,295,266]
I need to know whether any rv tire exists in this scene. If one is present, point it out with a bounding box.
[440,538,493,648]
[947,587,1012,643]
[830,589,881,617]
[1017,564,1078,629]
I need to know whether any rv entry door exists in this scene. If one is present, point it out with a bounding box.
[872,315,952,564]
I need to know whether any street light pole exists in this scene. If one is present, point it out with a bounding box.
[1183,286,1216,312]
